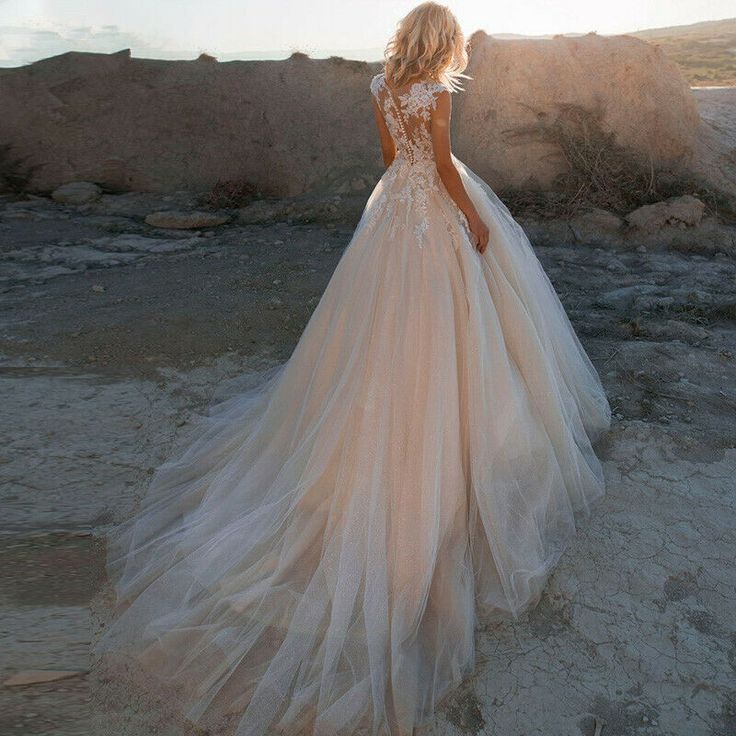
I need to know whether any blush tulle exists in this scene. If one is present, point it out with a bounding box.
[97,153,611,736]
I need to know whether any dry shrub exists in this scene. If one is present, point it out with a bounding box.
[546,104,657,213]
[500,103,714,218]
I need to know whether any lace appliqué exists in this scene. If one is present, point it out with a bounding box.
[397,82,445,120]
[370,73,449,249]
[394,161,434,247]
[357,163,399,234]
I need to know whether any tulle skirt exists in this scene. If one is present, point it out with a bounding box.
[97,155,611,736]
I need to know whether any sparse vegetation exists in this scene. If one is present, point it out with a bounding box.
[500,103,732,219]
[632,18,736,87]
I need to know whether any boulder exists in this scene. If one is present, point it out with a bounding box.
[454,32,700,190]
[625,195,706,231]
[145,211,229,229]
[570,207,625,245]
[51,181,102,205]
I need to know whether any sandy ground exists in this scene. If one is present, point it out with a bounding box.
[2,90,735,736]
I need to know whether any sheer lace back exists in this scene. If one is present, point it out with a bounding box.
[367,72,458,248]
[370,72,447,168]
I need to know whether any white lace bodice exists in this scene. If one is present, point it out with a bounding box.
[370,72,447,168]
[367,72,469,249]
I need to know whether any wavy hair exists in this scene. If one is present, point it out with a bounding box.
[383,2,470,92]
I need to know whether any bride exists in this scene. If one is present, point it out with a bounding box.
[98,3,611,735]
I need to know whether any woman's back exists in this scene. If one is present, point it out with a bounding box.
[370,72,448,168]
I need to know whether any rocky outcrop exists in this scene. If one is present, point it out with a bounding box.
[454,32,700,190]
[0,35,704,197]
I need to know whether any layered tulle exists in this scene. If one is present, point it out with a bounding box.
[98,154,611,736]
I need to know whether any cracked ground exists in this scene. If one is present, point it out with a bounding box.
[0,194,734,736]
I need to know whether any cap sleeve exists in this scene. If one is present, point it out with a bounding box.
[370,73,385,99]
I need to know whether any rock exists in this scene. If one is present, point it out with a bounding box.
[51,181,102,205]
[597,284,662,309]
[625,195,706,232]
[644,319,711,343]
[606,258,627,272]
[456,33,699,191]
[625,215,736,255]
[570,207,624,245]
[145,211,229,229]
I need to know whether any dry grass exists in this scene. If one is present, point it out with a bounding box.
[500,103,732,220]
[548,104,659,212]
[633,18,736,87]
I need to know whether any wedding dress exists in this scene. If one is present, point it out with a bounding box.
[98,72,611,736]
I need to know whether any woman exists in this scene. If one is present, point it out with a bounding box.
[98,3,611,735]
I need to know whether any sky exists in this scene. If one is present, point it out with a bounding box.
[0,0,734,67]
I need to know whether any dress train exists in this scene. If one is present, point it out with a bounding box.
[97,74,611,736]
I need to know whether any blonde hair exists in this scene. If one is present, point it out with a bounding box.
[384,2,469,92]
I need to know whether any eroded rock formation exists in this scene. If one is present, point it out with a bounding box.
[0,34,713,197]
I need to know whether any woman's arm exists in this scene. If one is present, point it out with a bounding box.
[372,96,396,167]
[430,91,489,253]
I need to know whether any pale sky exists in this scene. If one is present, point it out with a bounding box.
[1,0,734,66]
